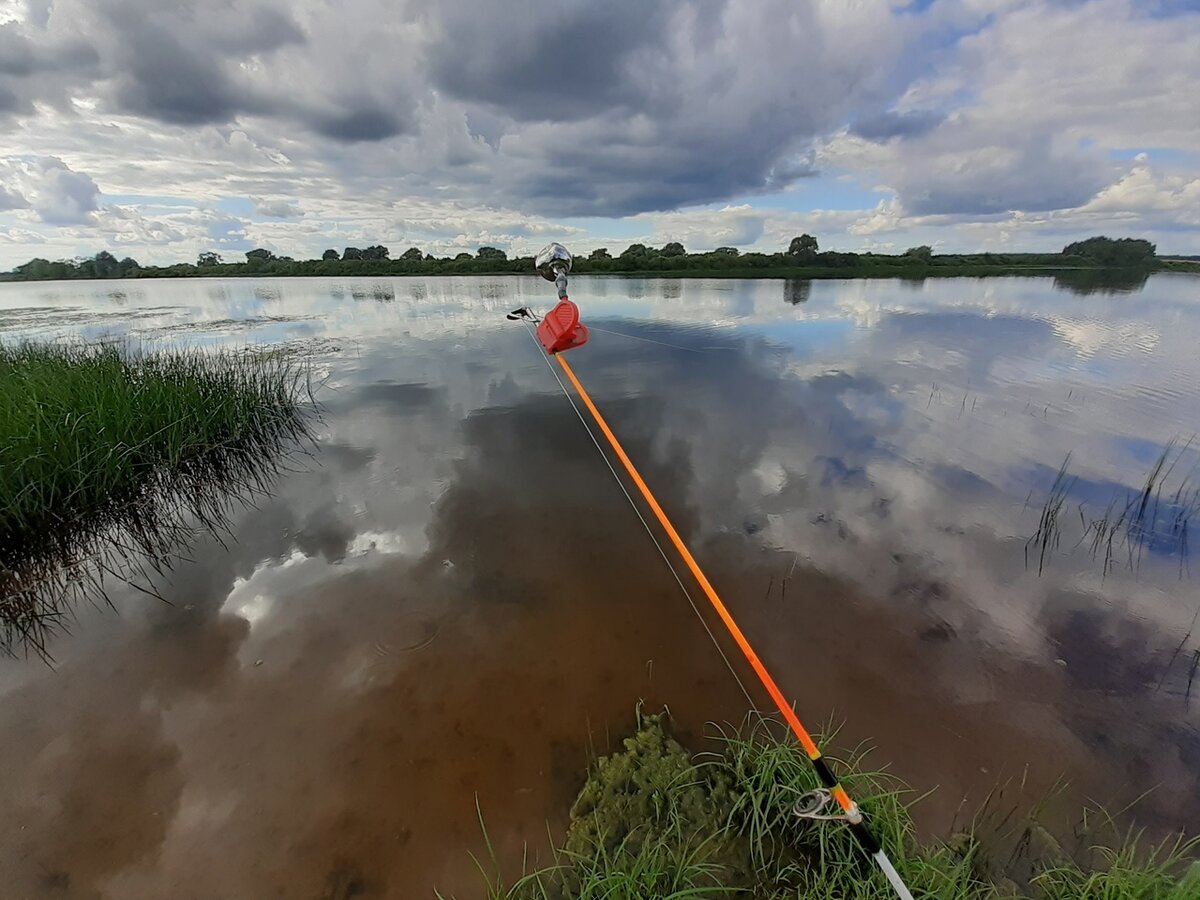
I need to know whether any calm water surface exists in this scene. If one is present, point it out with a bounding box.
[2,274,1199,897]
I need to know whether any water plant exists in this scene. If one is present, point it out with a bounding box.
[463,712,1200,899]
[0,340,313,658]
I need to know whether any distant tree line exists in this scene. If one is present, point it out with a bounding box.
[3,235,1164,282]
[1062,236,1156,266]
[9,250,143,281]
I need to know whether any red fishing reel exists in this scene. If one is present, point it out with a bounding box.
[535,297,589,354]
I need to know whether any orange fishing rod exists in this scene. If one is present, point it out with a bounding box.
[517,243,915,900]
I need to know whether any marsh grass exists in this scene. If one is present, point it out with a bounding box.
[1034,815,1200,900]
[1027,441,1200,580]
[464,713,1200,900]
[1026,455,1075,576]
[0,340,313,657]
[1084,439,1200,579]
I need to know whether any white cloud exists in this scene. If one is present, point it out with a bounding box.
[252,197,302,219]
[1080,158,1200,223]
[634,204,767,251]
[825,0,1200,220]
[0,182,27,210]
[14,156,101,225]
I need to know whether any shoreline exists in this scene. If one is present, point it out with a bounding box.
[2,262,1194,285]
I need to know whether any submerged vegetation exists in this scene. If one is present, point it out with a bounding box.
[3,235,1183,283]
[1026,441,1200,580]
[468,712,1200,899]
[0,341,312,657]
[1025,442,1200,705]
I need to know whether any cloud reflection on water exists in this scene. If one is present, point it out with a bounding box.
[1,273,1198,897]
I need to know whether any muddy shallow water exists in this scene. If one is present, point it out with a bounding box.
[2,274,1199,897]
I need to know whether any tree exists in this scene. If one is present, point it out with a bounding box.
[246,248,277,262]
[619,243,650,258]
[788,234,819,258]
[904,245,933,262]
[661,241,686,257]
[197,251,222,267]
[476,246,507,261]
[713,247,739,256]
[401,247,423,261]
[589,248,611,260]
[91,250,120,277]
[118,256,140,274]
[14,258,67,280]
[361,245,390,260]
[1063,236,1156,266]
[454,252,473,261]
[322,249,339,260]
[342,247,363,260]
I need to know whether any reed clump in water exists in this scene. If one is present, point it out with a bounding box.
[467,712,1200,899]
[0,341,313,657]
[1027,441,1199,579]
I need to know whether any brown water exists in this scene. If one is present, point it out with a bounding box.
[2,274,1199,897]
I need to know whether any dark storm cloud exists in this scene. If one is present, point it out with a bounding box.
[903,157,1110,216]
[1,0,424,146]
[429,0,682,121]
[98,0,415,144]
[101,0,303,125]
[514,133,802,217]
[113,50,248,126]
[310,106,406,142]
[0,23,38,76]
[0,21,100,115]
[424,0,901,215]
[2,0,910,215]
[0,23,99,77]
[850,109,946,142]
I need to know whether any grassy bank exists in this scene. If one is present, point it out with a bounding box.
[470,713,1200,899]
[0,342,312,656]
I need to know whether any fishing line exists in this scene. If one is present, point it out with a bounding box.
[521,321,756,710]
[584,324,709,353]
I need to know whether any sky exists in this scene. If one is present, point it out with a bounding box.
[1,0,1199,269]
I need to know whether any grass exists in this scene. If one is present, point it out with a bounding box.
[1026,442,1200,580]
[0,340,313,657]
[461,712,1200,899]
[1026,455,1075,576]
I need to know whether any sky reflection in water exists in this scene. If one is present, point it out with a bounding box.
[1,274,1198,898]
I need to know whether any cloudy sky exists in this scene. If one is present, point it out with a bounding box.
[1,0,1199,268]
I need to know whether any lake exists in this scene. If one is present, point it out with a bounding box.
[2,273,1199,898]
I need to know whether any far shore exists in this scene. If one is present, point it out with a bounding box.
[3,235,1192,284]
[2,260,1195,286]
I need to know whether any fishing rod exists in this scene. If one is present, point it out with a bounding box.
[510,244,916,900]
